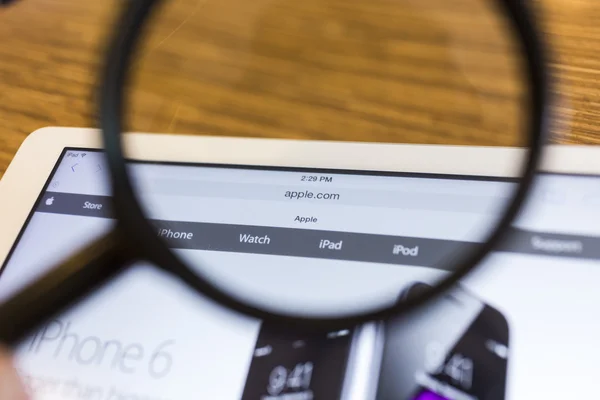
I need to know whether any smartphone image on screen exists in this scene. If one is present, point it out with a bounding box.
[376,282,510,400]
[240,325,355,400]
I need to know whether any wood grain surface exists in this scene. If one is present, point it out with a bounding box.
[0,0,598,177]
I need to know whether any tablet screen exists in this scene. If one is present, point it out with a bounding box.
[0,149,598,400]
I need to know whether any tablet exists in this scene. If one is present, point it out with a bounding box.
[1,127,599,400]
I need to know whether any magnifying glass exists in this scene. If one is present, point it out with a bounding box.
[0,0,549,343]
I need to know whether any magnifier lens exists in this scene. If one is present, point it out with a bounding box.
[123,0,532,319]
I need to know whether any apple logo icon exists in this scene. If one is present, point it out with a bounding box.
[45,197,54,206]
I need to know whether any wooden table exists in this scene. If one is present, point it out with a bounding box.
[1,0,599,177]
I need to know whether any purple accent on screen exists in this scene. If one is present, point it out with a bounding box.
[413,390,450,400]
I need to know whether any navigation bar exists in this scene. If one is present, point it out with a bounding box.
[36,192,600,265]
[39,192,112,218]
[151,220,472,270]
[498,229,600,259]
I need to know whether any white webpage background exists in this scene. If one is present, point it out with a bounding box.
[0,151,599,399]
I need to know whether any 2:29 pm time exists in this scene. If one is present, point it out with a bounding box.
[300,176,333,183]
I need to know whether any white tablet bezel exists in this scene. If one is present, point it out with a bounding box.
[0,126,598,267]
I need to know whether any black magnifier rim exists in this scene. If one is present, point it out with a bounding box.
[99,0,550,329]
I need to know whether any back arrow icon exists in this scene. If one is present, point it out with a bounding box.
[71,163,79,172]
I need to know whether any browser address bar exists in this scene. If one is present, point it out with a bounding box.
[144,179,508,215]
